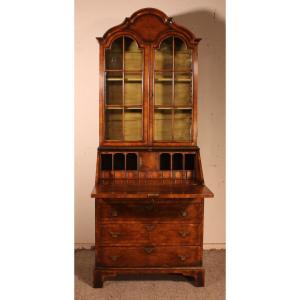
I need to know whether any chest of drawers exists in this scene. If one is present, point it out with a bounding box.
[93,198,210,287]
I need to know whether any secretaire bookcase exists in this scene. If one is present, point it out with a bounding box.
[91,8,214,287]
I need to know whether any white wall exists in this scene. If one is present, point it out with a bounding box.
[75,0,225,248]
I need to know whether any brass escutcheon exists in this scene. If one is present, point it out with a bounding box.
[178,231,189,238]
[178,255,188,261]
[110,255,120,261]
[180,210,188,217]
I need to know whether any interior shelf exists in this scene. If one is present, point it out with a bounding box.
[105,106,142,109]
[107,78,142,82]
[105,69,143,72]
[154,106,192,110]
[155,79,192,82]
[154,69,193,72]
[105,106,123,110]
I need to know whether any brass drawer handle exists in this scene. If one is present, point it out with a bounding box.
[109,231,121,238]
[178,231,189,238]
[111,210,118,217]
[147,193,159,198]
[145,224,155,231]
[144,247,154,254]
[178,255,188,261]
[180,210,188,217]
[110,255,120,261]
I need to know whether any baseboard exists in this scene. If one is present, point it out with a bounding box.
[75,243,95,250]
[203,243,225,249]
[75,243,225,250]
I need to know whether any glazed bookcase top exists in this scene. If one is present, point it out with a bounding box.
[97,8,201,147]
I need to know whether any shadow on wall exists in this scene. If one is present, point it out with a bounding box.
[173,10,225,147]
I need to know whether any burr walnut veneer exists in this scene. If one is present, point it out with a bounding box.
[91,8,214,288]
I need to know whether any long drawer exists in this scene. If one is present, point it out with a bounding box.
[96,201,203,223]
[96,246,202,267]
[96,223,202,246]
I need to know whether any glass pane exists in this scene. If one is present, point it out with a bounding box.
[173,109,192,141]
[105,37,123,70]
[174,38,192,70]
[155,72,172,106]
[105,109,123,140]
[124,73,142,105]
[105,72,122,105]
[124,109,142,141]
[155,37,173,70]
[124,37,143,71]
[174,73,192,106]
[154,109,172,140]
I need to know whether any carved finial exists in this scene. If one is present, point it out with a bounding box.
[165,17,174,24]
[96,37,104,44]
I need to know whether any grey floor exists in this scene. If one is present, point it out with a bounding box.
[75,249,225,300]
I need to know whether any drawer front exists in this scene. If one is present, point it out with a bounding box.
[96,246,202,267]
[96,223,201,246]
[96,223,149,245]
[96,201,203,223]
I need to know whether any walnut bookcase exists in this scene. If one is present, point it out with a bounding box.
[91,8,214,288]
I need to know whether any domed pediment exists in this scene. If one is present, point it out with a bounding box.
[98,8,200,47]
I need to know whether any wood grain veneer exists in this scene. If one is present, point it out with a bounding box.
[91,8,213,288]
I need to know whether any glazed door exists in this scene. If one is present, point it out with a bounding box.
[152,36,195,145]
[102,36,147,145]
[101,34,196,146]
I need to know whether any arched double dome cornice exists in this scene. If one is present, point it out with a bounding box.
[97,8,201,48]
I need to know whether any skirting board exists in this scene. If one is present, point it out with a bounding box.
[75,243,225,250]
